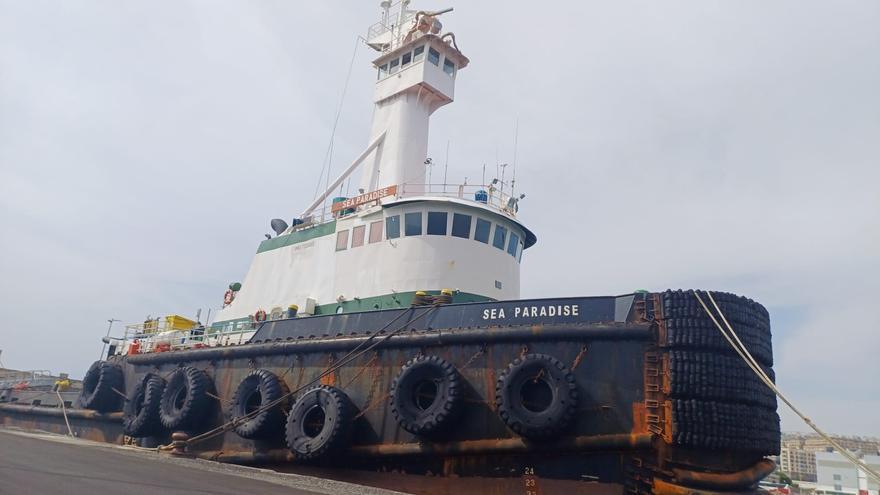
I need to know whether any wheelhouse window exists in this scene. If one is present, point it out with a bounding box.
[428,47,440,66]
[518,241,524,263]
[386,215,400,239]
[507,232,519,257]
[378,63,388,79]
[389,58,400,74]
[443,58,455,76]
[351,225,365,248]
[335,229,349,251]
[451,213,471,239]
[474,218,491,244]
[401,52,412,68]
[405,212,422,236]
[369,220,383,243]
[427,211,447,235]
[493,225,508,250]
[413,45,425,62]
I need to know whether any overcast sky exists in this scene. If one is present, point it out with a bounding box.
[1,1,878,436]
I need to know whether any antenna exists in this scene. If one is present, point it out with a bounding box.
[443,140,450,193]
[511,117,519,197]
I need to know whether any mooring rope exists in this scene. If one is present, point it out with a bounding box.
[693,290,880,483]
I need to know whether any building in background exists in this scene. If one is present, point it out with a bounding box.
[814,453,880,495]
[782,446,818,482]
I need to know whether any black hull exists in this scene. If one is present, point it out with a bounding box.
[0,290,780,495]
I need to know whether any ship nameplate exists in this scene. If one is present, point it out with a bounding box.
[331,185,397,212]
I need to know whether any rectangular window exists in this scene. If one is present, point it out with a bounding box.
[427,211,447,235]
[834,485,842,492]
[404,212,422,236]
[401,52,412,67]
[378,64,388,79]
[369,220,383,243]
[386,215,400,239]
[428,47,440,66]
[443,58,455,76]
[335,230,349,251]
[833,475,841,481]
[413,45,425,61]
[351,225,365,248]
[474,218,491,244]
[493,225,507,250]
[451,213,471,239]
[507,232,519,257]
[389,58,400,74]
[517,241,524,263]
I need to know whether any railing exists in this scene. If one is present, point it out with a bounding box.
[396,182,522,218]
[114,319,260,356]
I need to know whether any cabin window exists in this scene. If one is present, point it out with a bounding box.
[405,212,422,236]
[518,241,524,263]
[443,58,455,76]
[413,45,425,62]
[427,211,447,235]
[401,52,412,68]
[389,58,400,74]
[474,218,491,244]
[493,225,507,250]
[386,215,401,239]
[507,232,519,257]
[378,63,388,79]
[336,229,349,251]
[352,225,365,248]
[428,47,440,66]
[451,213,471,239]
[369,220,383,243]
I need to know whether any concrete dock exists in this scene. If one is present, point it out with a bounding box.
[0,428,409,495]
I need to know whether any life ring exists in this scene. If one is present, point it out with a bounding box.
[77,361,124,412]
[159,366,214,430]
[228,369,290,439]
[285,385,352,460]
[123,374,165,437]
[254,309,267,322]
[223,289,234,306]
[390,355,462,436]
[495,353,578,440]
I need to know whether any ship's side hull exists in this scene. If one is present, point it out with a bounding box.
[0,290,779,495]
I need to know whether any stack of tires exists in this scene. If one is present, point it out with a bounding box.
[661,290,780,455]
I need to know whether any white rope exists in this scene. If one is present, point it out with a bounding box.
[693,290,880,484]
[55,390,74,438]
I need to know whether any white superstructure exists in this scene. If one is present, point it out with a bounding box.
[212,2,535,326]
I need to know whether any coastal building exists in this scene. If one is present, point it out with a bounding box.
[814,453,880,495]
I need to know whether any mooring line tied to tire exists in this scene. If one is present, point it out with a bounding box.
[123,373,165,437]
[228,369,290,439]
[159,366,214,431]
[495,353,578,440]
[285,385,353,460]
[77,360,124,413]
[390,355,463,436]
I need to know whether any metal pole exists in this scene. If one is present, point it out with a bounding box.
[99,319,120,360]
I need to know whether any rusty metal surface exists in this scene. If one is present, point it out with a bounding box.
[672,459,776,490]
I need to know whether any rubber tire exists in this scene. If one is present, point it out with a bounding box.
[159,366,214,431]
[495,353,578,440]
[390,355,462,436]
[228,369,290,439]
[123,374,165,437]
[77,361,124,413]
[285,385,352,460]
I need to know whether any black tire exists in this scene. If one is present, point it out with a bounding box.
[228,369,290,439]
[495,353,578,440]
[285,385,352,460]
[390,355,462,436]
[123,374,165,437]
[159,366,214,431]
[77,361,124,412]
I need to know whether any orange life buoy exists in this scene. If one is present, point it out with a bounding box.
[223,289,234,306]
[128,340,141,355]
[254,309,267,322]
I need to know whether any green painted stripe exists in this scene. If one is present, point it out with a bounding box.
[256,220,337,254]
[210,291,494,331]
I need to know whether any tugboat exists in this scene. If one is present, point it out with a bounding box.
[0,3,780,494]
